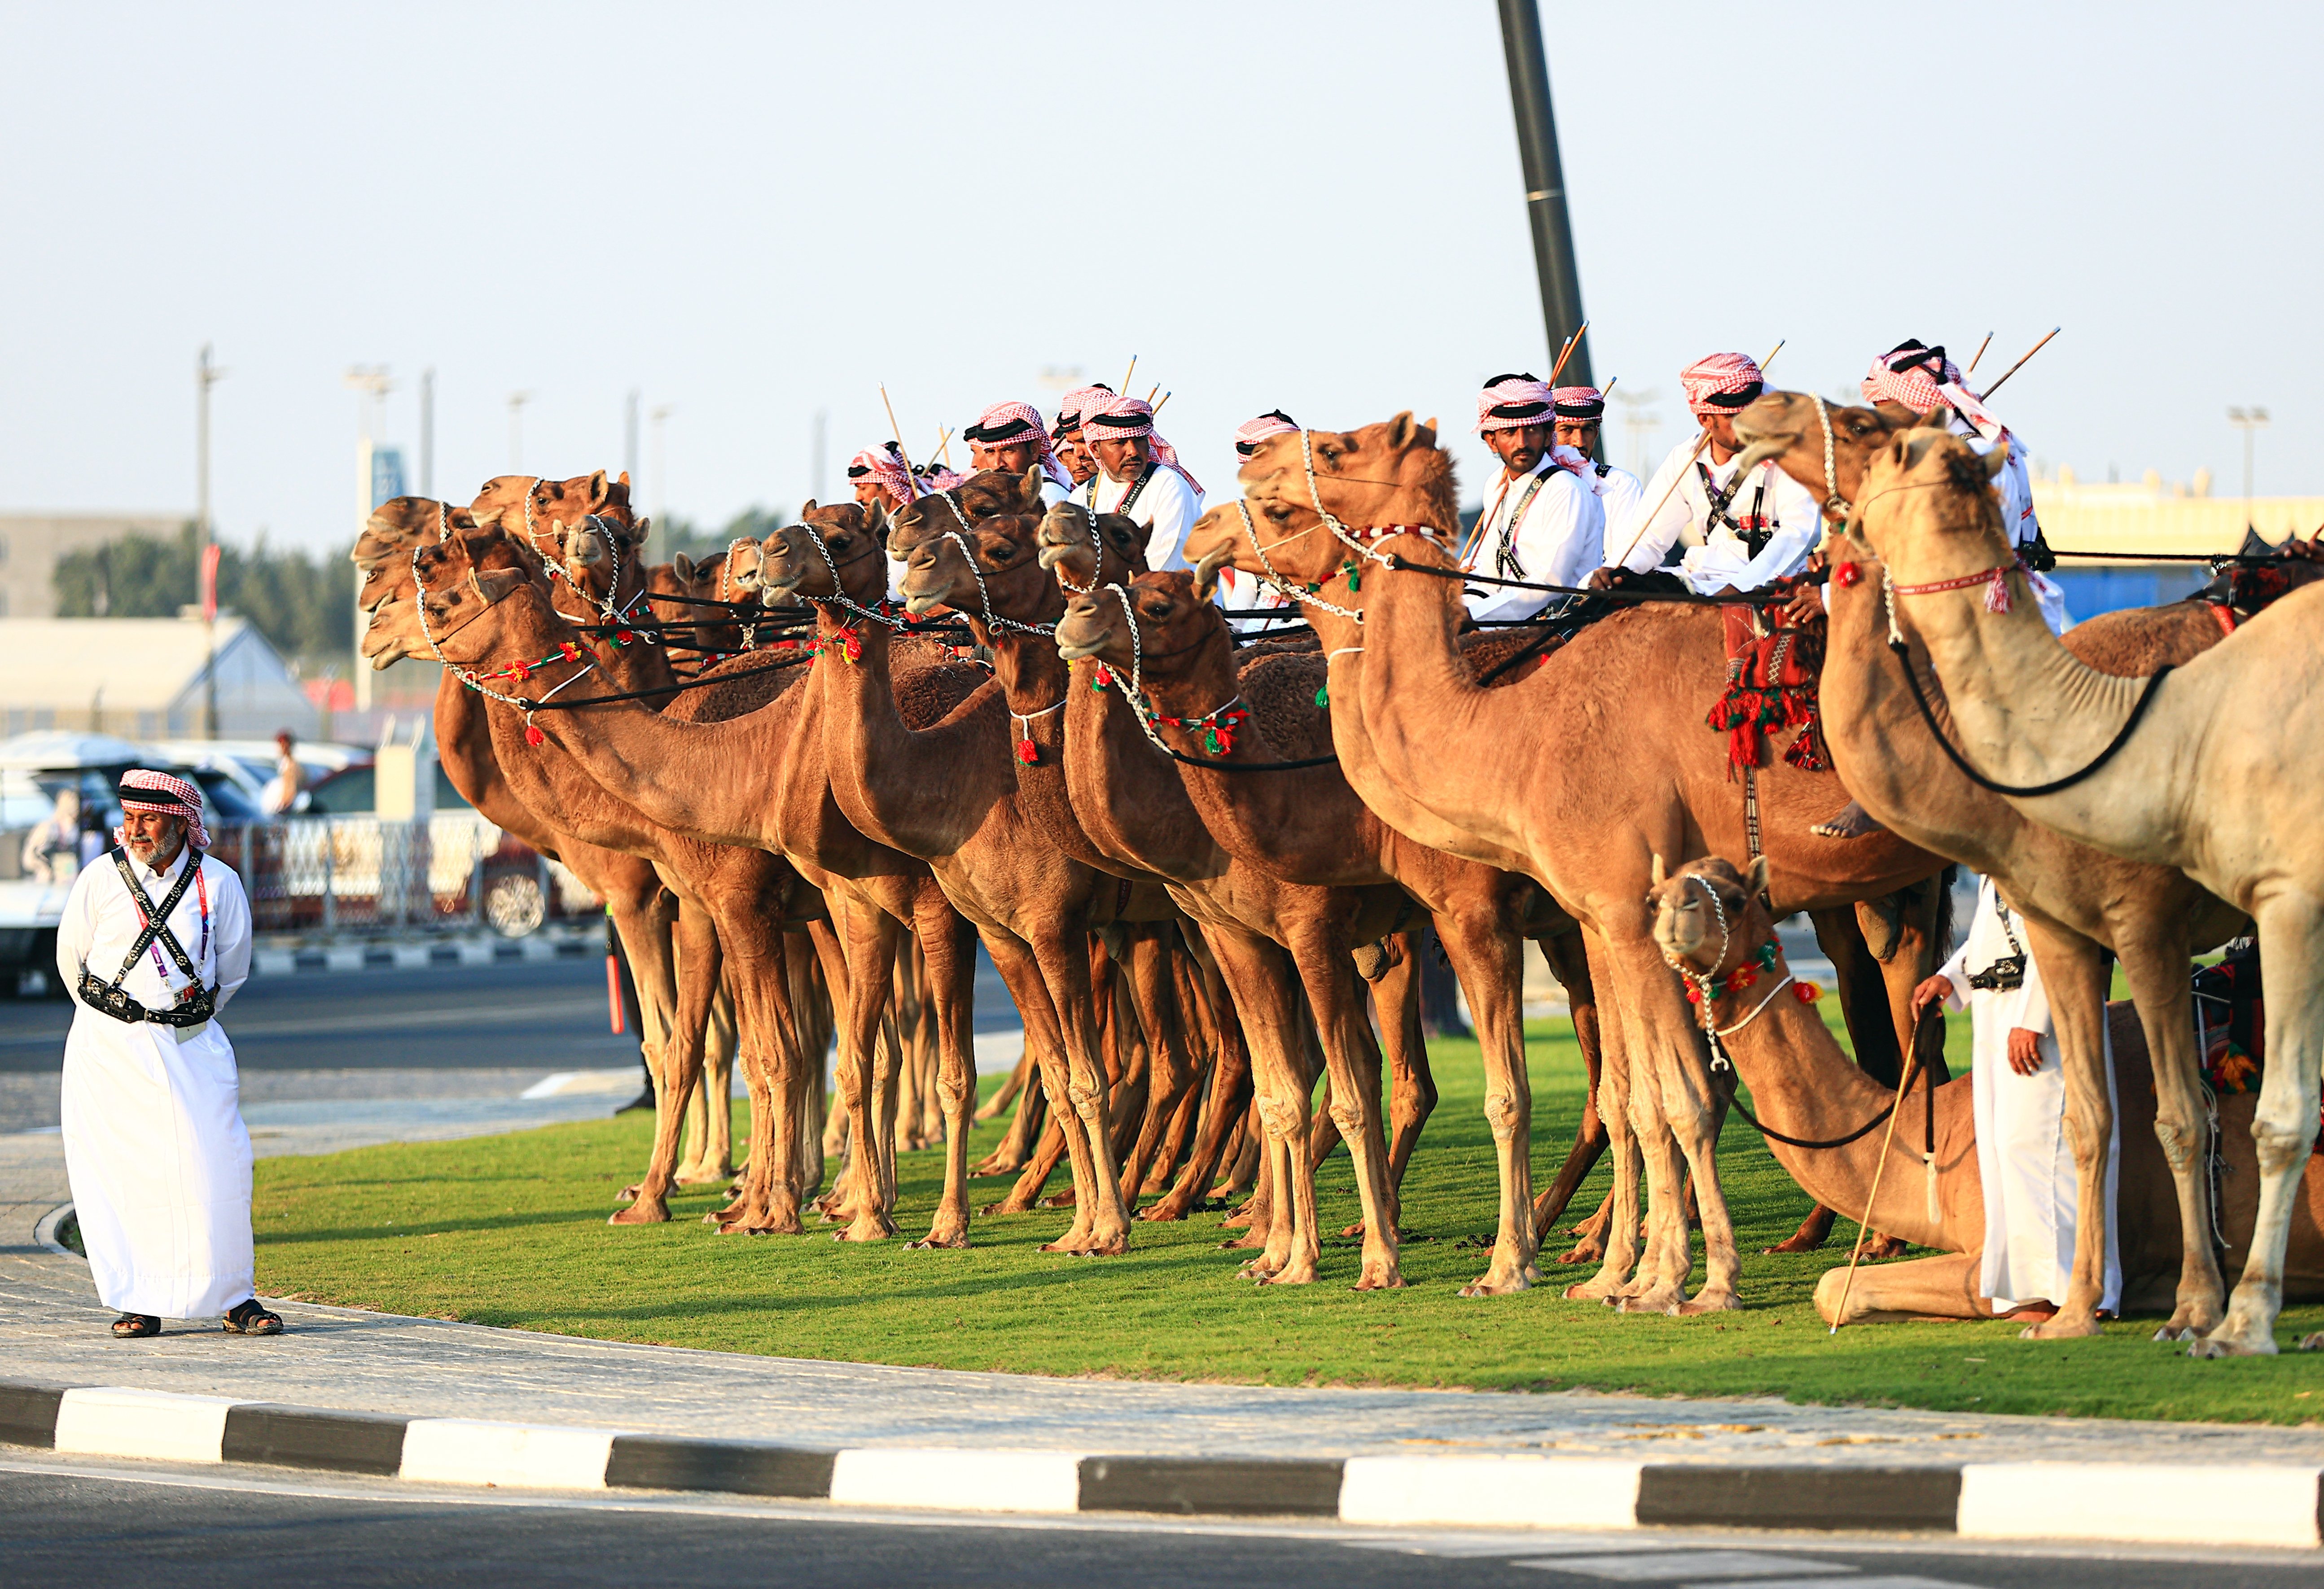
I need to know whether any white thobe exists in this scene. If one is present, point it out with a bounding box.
[1948,415,2070,633]
[56,845,257,1319]
[1613,436,1822,594]
[1083,463,1204,576]
[1592,460,1646,557]
[1938,878,2120,1313]
[1466,451,1605,623]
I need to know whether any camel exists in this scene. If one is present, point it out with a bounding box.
[357,488,741,1200]
[646,539,770,665]
[1040,527,1614,1296]
[358,501,830,1236]
[1847,422,2324,1356]
[1650,855,2324,1326]
[889,508,1416,1284]
[1732,389,2324,1341]
[1210,416,1950,1314]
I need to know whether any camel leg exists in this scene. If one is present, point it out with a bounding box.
[1566,930,1644,1300]
[1429,913,1534,1295]
[607,889,683,1208]
[1373,929,1438,1214]
[1145,941,1214,1191]
[789,925,831,1202]
[828,900,900,1240]
[1117,927,1197,1210]
[612,901,720,1226]
[2195,892,2324,1358]
[2118,925,2227,1339]
[1028,927,1132,1255]
[976,1048,1031,1122]
[1609,928,1732,1312]
[1149,949,1253,1222]
[890,942,926,1154]
[680,972,738,1184]
[1285,917,1402,1289]
[908,898,978,1249]
[2010,921,2115,1340]
[1530,928,1612,1260]
[724,912,806,1235]
[1197,929,1310,1272]
[975,929,1099,1243]
[1814,1250,1986,1326]
[972,1047,1048,1176]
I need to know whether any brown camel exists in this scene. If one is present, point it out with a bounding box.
[890,511,1415,1284]
[1215,416,1950,1313]
[1849,423,2324,1357]
[1042,530,1613,1297]
[358,507,827,1235]
[1652,855,2324,1326]
[1732,389,2324,1341]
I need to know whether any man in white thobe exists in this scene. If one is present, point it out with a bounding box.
[1075,393,1205,574]
[1598,350,1821,596]
[1467,373,1605,624]
[1915,877,2120,1321]
[1050,384,1115,490]
[56,770,278,1338]
[848,442,920,603]
[963,400,1073,506]
[1219,410,1306,630]
[1551,383,1644,547]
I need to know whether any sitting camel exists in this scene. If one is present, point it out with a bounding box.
[1855,424,2324,1355]
[1650,855,2324,1326]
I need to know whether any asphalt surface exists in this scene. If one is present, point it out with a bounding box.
[0,1458,2314,1589]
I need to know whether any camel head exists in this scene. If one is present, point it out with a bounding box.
[899,514,1054,622]
[352,496,469,577]
[1237,412,1457,538]
[1648,855,1778,988]
[470,470,645,594]
[887,468,1046,566]
[759,501,882,605]
[1852,426,2011,593]
[358,523,535,670]
[1054,569,1229,683]
[1731,392,1911,513]
[1034,502,1148,588]
[1182,494,1354,600]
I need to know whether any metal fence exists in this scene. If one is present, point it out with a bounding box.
[205,813,591,937]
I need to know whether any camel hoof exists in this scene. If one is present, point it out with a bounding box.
[2189,1324,2280,1358]
[609,1201,669,1226]
[907,1231,971,1251]
[1258,1265,1319,1287]
[2152,1325,2198,1344]
[1617,1287,1685,1315]
[1038,1190,1077,1209]
[1352,1272,1408,1291]
[1459,1264,1540,1298]
[614,1182,643,1205]
[1676,1290,1745,1316]
[1563,1280,1620,1302]
[1761,1236,1824,1255]
[1135,1200,1191,1223]
[2298,1332,2324,1352]
[2019,1313,2102,1340]
[1556,1240,1606,1265]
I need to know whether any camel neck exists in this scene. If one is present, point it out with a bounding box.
[1061,664,1224,884]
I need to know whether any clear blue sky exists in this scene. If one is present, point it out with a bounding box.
[4,1,2318,551]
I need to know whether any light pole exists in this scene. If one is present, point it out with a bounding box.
[624,389,640,485]
[1495,0,1590,383]
[2227,406,2269,530]
[508,391,532,473]
[345,366,394,714]
[811,407,828,505]
[195,345,227,738]
[1615,386,1659,479]
[649,404,675,528]
[419,368,435,497]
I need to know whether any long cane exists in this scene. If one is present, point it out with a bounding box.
[879,385,918,494]
[1963,332,1994,376]
[1548,320,1588,386]
[1828,1009,1927,1334]
[1977,328,2060,403]
[1606,338,1785,573]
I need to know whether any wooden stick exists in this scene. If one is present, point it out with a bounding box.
[1964,332,1994,376]
[1150,390,1172,417]
[932,427,953,467]
[1600,376,1618,401]
[1144,384,1159,404]
[1119,355,1138,395]
[1605,339,1785,571]
[1548,320,1588,386]
[879,385,917,493]
[1977,327,2059,403]
[1829,1030,1924,1334]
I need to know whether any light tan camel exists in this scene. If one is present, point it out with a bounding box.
[1652,854,2324,1326]
[1043,541,1612,1296]
[1732,390,2324,1340]
[1852,423,2324,1356]
[1214,417,1950,1313]
[358,510,829,1235]
[894,513,1412,1285]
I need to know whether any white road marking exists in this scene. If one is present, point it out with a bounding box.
[1509,1550,1851,1579]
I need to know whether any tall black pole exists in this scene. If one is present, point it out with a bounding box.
[1497,0,1592,388]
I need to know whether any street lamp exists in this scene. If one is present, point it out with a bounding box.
[649,404,675,528]
[2226,406,2269,530]
[345,366,394,715]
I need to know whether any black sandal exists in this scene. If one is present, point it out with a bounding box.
[110,1313,160,1338]
[223,1299,282,1336]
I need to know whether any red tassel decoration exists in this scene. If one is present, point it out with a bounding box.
[1985,566,2013,614]
[1834,561,1861,587]
[525,723,546,747]
[1017,739,1038,765]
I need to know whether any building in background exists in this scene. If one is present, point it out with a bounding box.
[0,615,320,740]
[2030,469,2324,618]
[0,512,188,619]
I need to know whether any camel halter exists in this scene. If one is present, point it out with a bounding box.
[1809,395,1852,523]
[1294,429,1456,571]
[410,544,596,745]
[925,493,1057,638]
[1045,502,1104,596]
[1237,500,1362,623]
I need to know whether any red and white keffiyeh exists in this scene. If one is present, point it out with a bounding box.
[1052,385,1118,439]
[847,443,918,504]
[1551,385,1605,420]
[1232,410,1299,458]
[1080,394,1201,494]
[965,400,1073,490]
[1861,341,2005,442]
[115,768,209,853]
[918,464,969,493]
[1475,373,1555,434]
[1679,352,1765,417]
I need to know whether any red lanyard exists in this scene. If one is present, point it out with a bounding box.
[130,855,210,984]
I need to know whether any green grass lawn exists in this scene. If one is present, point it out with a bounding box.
[254,1003,2324,1426]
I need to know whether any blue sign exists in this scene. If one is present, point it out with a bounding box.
[371,446,407,509]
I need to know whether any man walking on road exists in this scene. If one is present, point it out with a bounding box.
[55,770,280,1339]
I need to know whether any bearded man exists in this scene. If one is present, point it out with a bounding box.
[56,770,276,1339]
[1049,384,1116,487]
[1468,373,1605,624]
[1076,394,1204,573]
[962,401,1073,503]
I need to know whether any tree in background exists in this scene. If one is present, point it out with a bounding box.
[650,505,791,564]
[53,524,353,661]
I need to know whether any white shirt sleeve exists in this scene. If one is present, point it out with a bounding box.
[1596,465,1644,556]
[1723,464,1822,591]
[1612,439,1699,573]
[207,857,253,1011]
[53,862,103,1005]
[1467,469,1601,623]
[1138,469,1202,573]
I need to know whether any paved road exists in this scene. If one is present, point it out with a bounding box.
[0,1457,2311,1589]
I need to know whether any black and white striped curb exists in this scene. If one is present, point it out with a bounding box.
[1,1380,2316,1546]
[251,932,593,976]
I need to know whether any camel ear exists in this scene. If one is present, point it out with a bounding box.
[672,552,697,582]
[1386,411,1417,450]
[1746,855,1772,899]
[1983,444,2008,482]
[472,565,529,605]
[618,470,631,489]
[800,499,817,518]
[587,470,610,510]
[1023,466,1046,504]
[1650,853,1667,887]
[629,513,650,547]
[1194,541,1232,602]
[864,499,889,541]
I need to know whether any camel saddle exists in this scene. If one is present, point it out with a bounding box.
[1706,596,1829,777]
